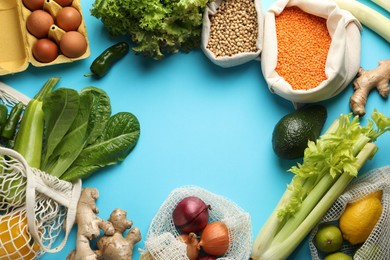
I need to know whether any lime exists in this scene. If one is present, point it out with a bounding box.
[315,224,343,253]
[324,252,352,260]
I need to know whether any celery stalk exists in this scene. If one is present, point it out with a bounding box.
[259,143,377,260]
[251,119,341,259]
[270,174,339,246]
[270,134,370,244]
[250,189,293,259]
[372,0,390,13]
[333,0,390,43]
[251,110,390,260]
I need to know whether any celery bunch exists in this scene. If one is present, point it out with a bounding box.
[251,110,390,260]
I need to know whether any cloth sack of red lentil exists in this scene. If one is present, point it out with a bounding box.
[261,0,362,105]
[140,185,251,260]
[201,0,263,68]
[309,166,390,260]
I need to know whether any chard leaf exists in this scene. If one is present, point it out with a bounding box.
[61,112,140,181]
[41,88,80,169]
[80,86,111,145]
[43,92,94,177]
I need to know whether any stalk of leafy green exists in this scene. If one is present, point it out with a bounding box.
[42,92,94,177]
[60,112,140,181]
[251,110,390,260]
[90,0,209,60]
[80,87,111,145]
[41,88,80,169]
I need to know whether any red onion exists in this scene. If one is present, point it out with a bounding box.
[197,256,217,260]
[173,196,210,233]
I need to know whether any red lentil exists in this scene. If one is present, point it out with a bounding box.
[275,7,331,90]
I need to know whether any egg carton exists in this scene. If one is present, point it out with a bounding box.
[0,0,90,76]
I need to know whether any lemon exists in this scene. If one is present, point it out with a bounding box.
[315,224,343,253]
[339,190,383,245]
[324,252,352,260]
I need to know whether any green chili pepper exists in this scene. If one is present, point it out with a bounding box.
[0,104,8,132]
[85,42,129,78]
[1,102,24,140]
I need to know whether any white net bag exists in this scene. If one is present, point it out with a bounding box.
[141,186,251,260]
[0,138,81,259]
[309,166,390,260]
[0,82,82,259]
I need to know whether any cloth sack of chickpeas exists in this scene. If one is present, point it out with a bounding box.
[309,166,390,260]
[261,0,362,105]
[0,86,82,260]
[201,0,263,68]
[141,185,251,260]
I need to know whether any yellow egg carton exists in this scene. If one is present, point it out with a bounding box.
[0,0,90,76]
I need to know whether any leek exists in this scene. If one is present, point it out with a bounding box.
[372,0,390,13]
[251,110,390,260]
[333,0,390,43]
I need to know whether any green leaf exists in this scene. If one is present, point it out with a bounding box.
[61,112,140,181]
[41,88,80,169]
[43,92,94,177]
[90,0,208,59]
[80,87,111,145]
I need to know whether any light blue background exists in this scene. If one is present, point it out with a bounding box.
[1,0,390,259]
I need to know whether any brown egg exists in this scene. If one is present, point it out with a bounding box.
[56,6,82,31]
[22,0,45,11]
[60,31,87,58]
[54,0,73,6]
[32,38,59,63]
[26,10,54,38]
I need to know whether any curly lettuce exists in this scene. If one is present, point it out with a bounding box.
[91,0,209,59]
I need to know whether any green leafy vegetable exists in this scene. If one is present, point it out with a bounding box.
[61,112,140,181]
[42,92,94,177]
[41,88,80,168]
[80,87,111,145]
[251,110,390,260]
[90,0,209,60]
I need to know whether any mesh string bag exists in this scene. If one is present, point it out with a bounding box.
[141,186,251,260]
[0,83,82,259]
[309,166,390,260]
[0,147,82,259]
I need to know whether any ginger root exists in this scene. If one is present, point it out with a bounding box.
[67,188,141,260]
[67,188,115,260]
[350,59,390,116]
[95,208,141,260]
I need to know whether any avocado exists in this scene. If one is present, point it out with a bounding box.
[272,105,327,160]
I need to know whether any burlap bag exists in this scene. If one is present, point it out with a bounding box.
[141,186,251,260]
[261,0,362,105]
[201,0,263,67]
[309,166,390,260]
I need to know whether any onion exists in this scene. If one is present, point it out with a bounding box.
[198,222,229,257]
[197,256,217,260]
[173,196,210,233]
[179,233,200,260]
